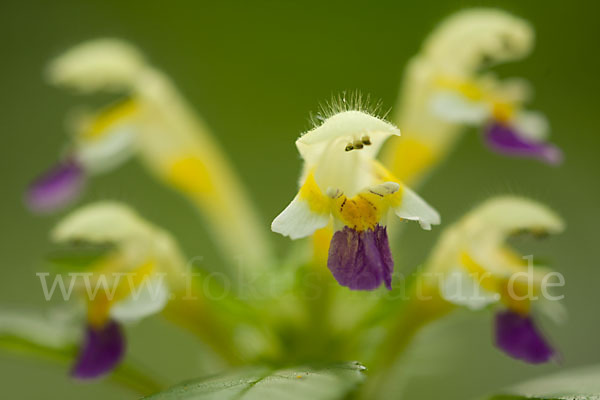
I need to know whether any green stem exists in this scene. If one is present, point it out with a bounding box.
[162,272,284,366]
[111,360,165,396]
[0,336,163,396]
[302,263,334,359]
[358,279,455,399]
[162,287,244,366]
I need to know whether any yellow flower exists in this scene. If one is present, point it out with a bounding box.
[382,9,544,186]
[29,39,273,272]
[421,196,565,363]
[272,109,439,290]
[51,201,189,378]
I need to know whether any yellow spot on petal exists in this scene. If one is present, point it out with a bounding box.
[298,171,331,215]
[332,188,394,231]
[312,225,333,266]
[87,294,111,328]
[460,252,499,294]
[86,259,156,327]
[83,98,139,140]
[436,76,520,125]
[491,102,515,122]
[436,77,485,101]
[167,156,214,195]
[499,282,531,315]
[371,159,400,183]
[457,82,485,101]
[386,138,438,185]
[460,251,530,314]
[369,161,407,211]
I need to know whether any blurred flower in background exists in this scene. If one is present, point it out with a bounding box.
[25,39,274,273]
[422,196,565,363]
[49,202,188,378]
[383,9,562,187]
[2,5,592,400]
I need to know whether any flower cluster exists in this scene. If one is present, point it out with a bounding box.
[3,8,567,399]
[26,39,273,271]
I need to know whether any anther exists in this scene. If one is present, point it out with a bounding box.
[326,187,342,198]
[345,143,354,152]
[353,140,364,149]
[361,136,371,146]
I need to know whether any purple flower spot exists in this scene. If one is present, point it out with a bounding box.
[494,309,555,364]
[71,320,125,379]
[327,225,393,291]
[26,158,85,213]
[485,122,563,165]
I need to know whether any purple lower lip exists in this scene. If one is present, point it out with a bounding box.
[327,224,393,291]
[485,122,563,165]
[71,320,125,379]
[26,158,85,213]
[494,309,555,364]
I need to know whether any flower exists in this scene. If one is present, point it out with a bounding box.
[26,158,85,213]
[272,109,440,290]
[25,40,146,213]
[382,9,560,187]
[51,202,188,378]
[431,74,562,164]
[27,38,273,271]
[423,196,565,363]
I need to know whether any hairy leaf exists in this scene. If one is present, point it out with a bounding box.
[144,362,366,400]
[487,364,600,400]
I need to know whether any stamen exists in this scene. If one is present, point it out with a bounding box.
[326,187,343,198]
[345,143,354,152]
[361,136,371,146]
[353,140,364,149]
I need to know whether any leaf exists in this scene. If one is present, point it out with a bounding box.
[143,362,366,400]
[487,364,600,400]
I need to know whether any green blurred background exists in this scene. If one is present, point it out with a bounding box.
[1,0,598,398]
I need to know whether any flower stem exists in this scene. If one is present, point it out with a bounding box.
[359,278,454,399]
[111,361,165,396]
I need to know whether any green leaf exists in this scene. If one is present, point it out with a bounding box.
[143,362,366,400]
[487,365,600,400]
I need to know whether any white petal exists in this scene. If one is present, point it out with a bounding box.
[513,110,549,141]
[296,111,400,166]
[110,277,169,323]
[440,267,500,310]
[393,186,441,230]
[51,202,152,244]
[271,196,330,240]
[536,297,567,325]
[76,126,137,173]
[313,142,371,197]
[46,39,146,93]
[465,196,565,239]
[423,9,533,73]
[430,91,490,124]
[0,309,81,349]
